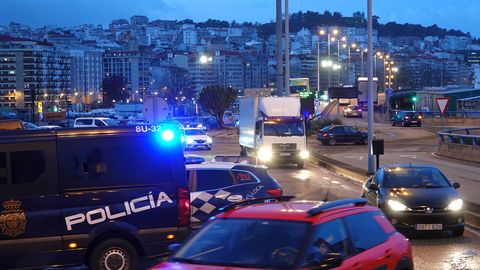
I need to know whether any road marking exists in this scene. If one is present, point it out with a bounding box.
[399,154,417,159]
[344,155,364,160]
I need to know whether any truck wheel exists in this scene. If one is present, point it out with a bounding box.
[90,238,139,270]
[452,226,464,237]
[240,147,247,156]
[297,161,304,169]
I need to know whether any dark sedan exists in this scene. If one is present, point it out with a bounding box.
[317,125,368,146]
[391,111,422,127]
[362,164,464,236]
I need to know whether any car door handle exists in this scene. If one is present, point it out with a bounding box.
[353,262,362,270]
[384,248,394,259]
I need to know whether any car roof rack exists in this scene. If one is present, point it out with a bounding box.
[218,196,296,213]
[307,198,368,217]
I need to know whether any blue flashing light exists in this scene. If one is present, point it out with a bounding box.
[161,129,175,142]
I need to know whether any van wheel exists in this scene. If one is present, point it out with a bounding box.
[90,238,139,270]
[452,226,464,237]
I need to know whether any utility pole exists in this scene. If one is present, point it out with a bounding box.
[367,0,375,174]
[284,0,290,96]
[276,0,284,96]
[317,42,320,92]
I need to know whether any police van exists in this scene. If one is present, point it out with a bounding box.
[0,124,190,270]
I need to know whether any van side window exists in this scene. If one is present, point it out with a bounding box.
[95,120,106,127]
[0,153,6,185]
[11,150,45,184]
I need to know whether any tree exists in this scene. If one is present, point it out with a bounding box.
[198,85,237,129]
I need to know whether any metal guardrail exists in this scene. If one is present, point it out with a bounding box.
[420,111,480,119]
[438,127,480,146]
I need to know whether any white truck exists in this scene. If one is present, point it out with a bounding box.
[239,96,309,168]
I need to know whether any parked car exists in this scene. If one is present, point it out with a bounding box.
[317,125,368,146]
[73,117,117,128]
[0,123,190,270]
[362,164,464,236]
[0,119,24,130]
[150,198,413,270]
[37,125,62,130]
[186,162,282,227]
[184,128,212,150]
[22,121,39,130]
[343,105,363,118]
[391,111,422,127]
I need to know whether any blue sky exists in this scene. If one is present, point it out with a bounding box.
[1,0,479,37]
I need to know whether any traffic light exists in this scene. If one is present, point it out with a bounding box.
[412,96,417,102]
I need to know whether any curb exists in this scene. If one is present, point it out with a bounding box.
[312,151,480,228]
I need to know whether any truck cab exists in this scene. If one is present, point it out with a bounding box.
[239,97,309,168]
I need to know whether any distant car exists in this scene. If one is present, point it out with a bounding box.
[150,198,413,270]
[362,164,464,236]
[391,111,422,127]
[317,125,368,146]
[186,162,282,227]
[184,128,212,150]
[22,121,38,130]
[343,105,363,118]
[73,117,117,128]
[184,155,206,164]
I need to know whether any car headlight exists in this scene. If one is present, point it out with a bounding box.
[387,199,411,211]
[446,199,463,211]
[258,147,272,162]
[207,137,212,143]
[186,138,194,144]
[300,149,309,159]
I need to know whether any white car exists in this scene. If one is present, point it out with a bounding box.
[73,117,117,128]
[184,128,212,150]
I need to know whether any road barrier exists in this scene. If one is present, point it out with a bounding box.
[438,127,480,146]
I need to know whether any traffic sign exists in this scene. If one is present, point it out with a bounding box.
[436,97,450,116]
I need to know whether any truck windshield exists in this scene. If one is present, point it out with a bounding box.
[264,120,304,136]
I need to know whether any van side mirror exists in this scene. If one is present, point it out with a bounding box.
[452,182,460,189]
[368,183,379,191]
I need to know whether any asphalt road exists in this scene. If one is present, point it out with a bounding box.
[187,135,480,270]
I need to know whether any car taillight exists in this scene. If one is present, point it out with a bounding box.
[405,116,410,119]
[322,133,328,137]
[418,115,422,119]
[178,187,190,226]
[266,188,283,197]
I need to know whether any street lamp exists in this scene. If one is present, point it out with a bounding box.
[319,28,338,89]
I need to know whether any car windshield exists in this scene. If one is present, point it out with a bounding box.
[405,112,418,117]
[173,218,309,269]
[185,129,205,135]
[384,167,450,188]
[264,120,304,136]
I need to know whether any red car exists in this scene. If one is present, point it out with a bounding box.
[150,198,413,270]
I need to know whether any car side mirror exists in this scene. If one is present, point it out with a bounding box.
[309,252,344,270]
[452,182,460,189]
[168,243,181,253]
[368,183,379,191]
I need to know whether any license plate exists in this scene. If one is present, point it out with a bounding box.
[415,224,442,231]
[280,152,291,156]
[411,121,417,123]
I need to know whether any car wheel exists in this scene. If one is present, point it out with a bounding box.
[328,138,336,146]
[362,137,368,145]
[402,121,406,127]
[452,226,464,237]
[391,120,395,126]
[418,124,422,127]
[90,238,138,270]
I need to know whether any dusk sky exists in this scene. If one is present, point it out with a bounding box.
[1,0,479,37]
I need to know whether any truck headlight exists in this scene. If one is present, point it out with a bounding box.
[258,147,272,162]
[207,137,212,143]
[300,150,309,159]
[387,199,410,211]
[186,138,194,144]
[446,199,463,211]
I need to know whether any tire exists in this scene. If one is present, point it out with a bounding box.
[297,160,304,169]
[89,238,139,270]
[240,147,247,156]
[391,121,395,126]
[452,226,464,237]
[418,124,422,127]
[402,121,407,127]
[394,257,413,270]
[362,137,368,145]
[328,138,336,146]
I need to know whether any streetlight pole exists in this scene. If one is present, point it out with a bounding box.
[317,41,320,92]
[276,0,283,96]
[284,0,290,96]
[367,0,375,174]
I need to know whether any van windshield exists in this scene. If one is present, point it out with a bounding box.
[264,120,304,136]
